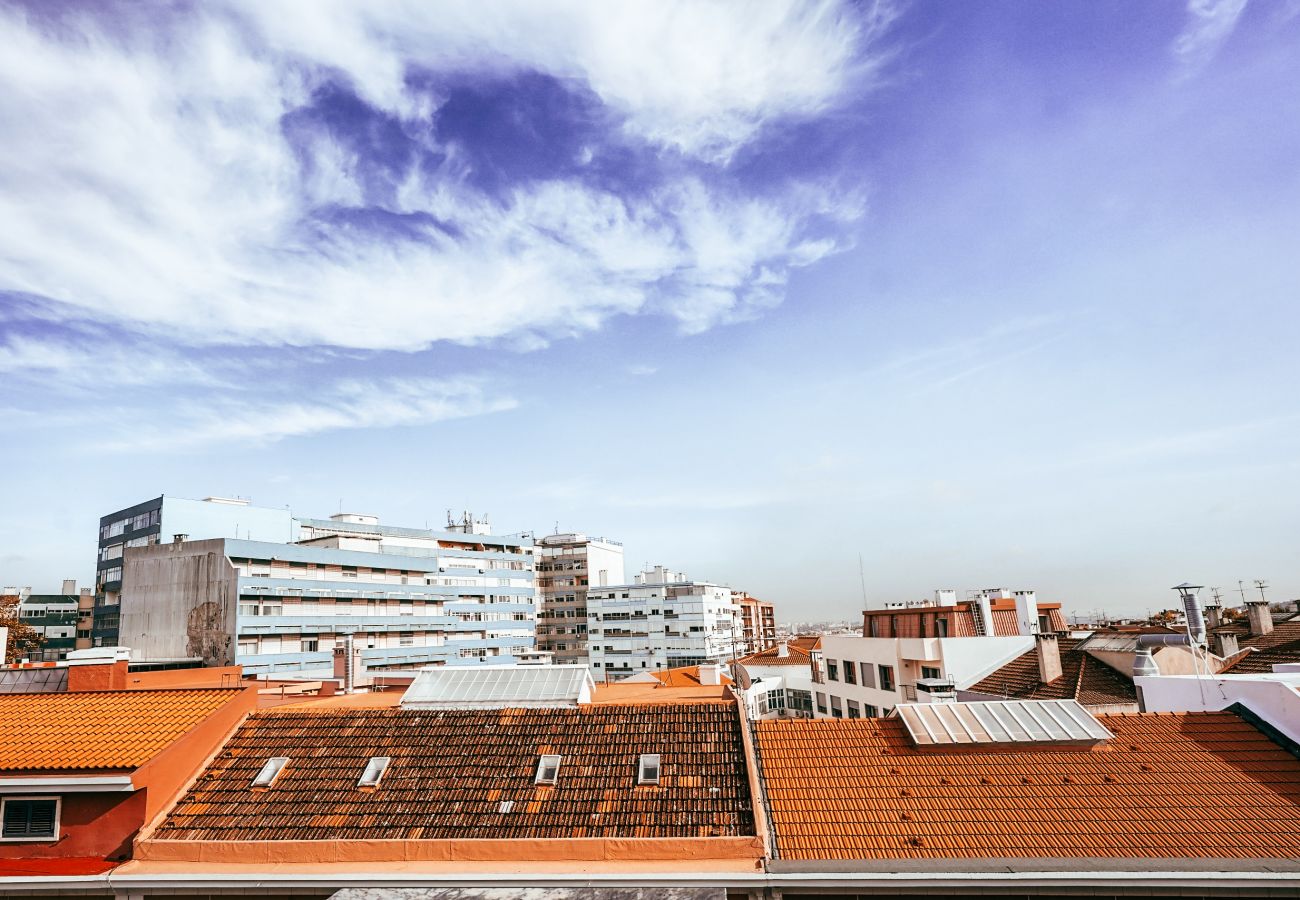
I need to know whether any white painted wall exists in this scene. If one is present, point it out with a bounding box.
[1135,673,1300,745]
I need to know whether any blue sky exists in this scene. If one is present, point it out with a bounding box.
[1,0,1297,620]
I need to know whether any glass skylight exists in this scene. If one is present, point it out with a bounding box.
[638,753,661,784]
[357,756,391,787]
[251,756,289,787]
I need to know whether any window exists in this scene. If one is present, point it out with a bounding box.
[847,700,860,719]
[827,660,839,681]
[878,665,895,692]
[302,635,319,653]
[252,757,290,788]
[860,662,876,689]
[637,753,661,785]
[357,756,390,787]
[1,798,58,840]
[843,660,857,685]
[816,692,828,714]
[936,618,949,638]
[535,754,563,784]
[399,632,414,647]
[865,704,879,718]
[921,666,941,680]
[830,696,843,718]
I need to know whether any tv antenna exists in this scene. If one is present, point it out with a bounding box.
[857,554,868,608]
[1254,579,1269,603]
[1237,580,1249,605]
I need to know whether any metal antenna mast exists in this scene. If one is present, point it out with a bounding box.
[1254,579,1269,603]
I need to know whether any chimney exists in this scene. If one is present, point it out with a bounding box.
[935,589,957,607]
[1014,590,1040,636]
[1246,601,1274,637]
[65,647,131,691]
[1204,605,1222,631]
[172,533,188,545]
[1213,632,1239,658]
[1035,633,1063,684]
[698,663,724,685]
[62,579,76,595]
[776,641,789,658]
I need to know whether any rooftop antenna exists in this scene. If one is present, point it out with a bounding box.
[1254,579,1269,603]
[857,554,868,609]
[1210,587,1223,606]
[1237,580,1249,605]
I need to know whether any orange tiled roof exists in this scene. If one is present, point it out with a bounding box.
[1216,622,1300,674]
[965,638,1137,708]
[154,704,755,841]
[756,711,1300,860]
[649,665,733,687]
[0,688,244,772]
[739,643,813,667]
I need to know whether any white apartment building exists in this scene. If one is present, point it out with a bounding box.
[810,589,1064,719]
[585,566,742,680]
[534,532,625,665]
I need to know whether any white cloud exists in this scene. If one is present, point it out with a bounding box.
[1173,0,1250,76]
[0,2,883,355]
[102,377,516,450]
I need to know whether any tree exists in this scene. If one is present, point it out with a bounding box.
[0,594,44,664]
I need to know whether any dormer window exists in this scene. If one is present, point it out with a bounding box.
[251,757,289,788]
[358,756,391,787]
[535,754,562,785]
[638,753,661,785]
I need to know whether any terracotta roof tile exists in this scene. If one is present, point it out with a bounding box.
[1216,623,1300,674]
[966,639,1137,707]
[756,711,1300,860]
[740,644,813,667]
[649,665,733,687]
[0,688,245,772]
[153,704,755,841]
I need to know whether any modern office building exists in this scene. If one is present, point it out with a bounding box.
[534,532,625,665]
[585,565,742,680]
[117,511,537,677]
[92,496,295,646]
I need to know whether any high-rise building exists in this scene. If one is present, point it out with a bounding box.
[734,592,776,655]
[116,511,537,677]
[534,532,625,665]
[2,581,90,662]
[92,496,294,646]
[585,566,742,680]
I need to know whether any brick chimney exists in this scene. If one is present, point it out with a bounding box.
[65,647,132,691]
[1035,633,1063,684]
[1246,601,1274,637]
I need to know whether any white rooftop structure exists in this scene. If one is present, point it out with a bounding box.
[400,664,595,709]
[894,699,1113,747]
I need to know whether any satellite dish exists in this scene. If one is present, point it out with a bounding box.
[730,663,752,690]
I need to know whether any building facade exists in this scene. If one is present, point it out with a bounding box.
[116,512,537,677]
[585,566,742,680]
[734,592,776,655]
[809,589,1068,719]
[534,532,625,665]
[93,496,295,646]
[8,581,88,662]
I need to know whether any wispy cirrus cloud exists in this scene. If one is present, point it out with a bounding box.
[1173,0,1250,76]
[0,0,887,358]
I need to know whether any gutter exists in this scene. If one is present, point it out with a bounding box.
[0,775,134,794]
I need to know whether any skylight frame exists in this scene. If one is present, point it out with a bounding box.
[357,756,391,788]
[251,756,290,788]
[637,753,661,785]
[535,754,562,785]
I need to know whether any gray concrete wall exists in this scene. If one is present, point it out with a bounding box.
[119,539,238,665]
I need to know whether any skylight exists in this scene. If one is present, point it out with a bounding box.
[894,700,1113,747]
[535,754,562,785]
[251,756,289,788]
[357,756,391,787]
[638,753,661,785]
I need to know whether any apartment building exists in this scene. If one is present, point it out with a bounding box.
[116,512,537,677]
[533,532,625,665]
[810,589,1067,719]
[734,592,777,655]
[2,581,89,661]
[585,566,742,680]
[92,496,295,646]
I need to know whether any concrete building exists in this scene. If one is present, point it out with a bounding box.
[734,593,776,656]
[810,589,1068,719]
[533,532,625,665]
[2,581,90,662]
[93,496,295,646]
[116,512,537,678]
[585,566,742,680]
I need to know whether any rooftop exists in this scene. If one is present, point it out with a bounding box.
[755,710,1300,860]
[964,637,1138,707]
[1218,621,1300,674]
[152,704,755,841]
[0,688,246,772]
[738,643,814,668]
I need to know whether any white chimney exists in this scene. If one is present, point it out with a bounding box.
[1014,590,1040,636]
[1035,633,1062,683]
[776,641,789,658]
[973,594,995,636]
[62,579,76,595]
[935,589,957,607]
[698,663,724,685]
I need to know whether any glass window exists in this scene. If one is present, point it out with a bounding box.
[827,659,839,681]
[843,660,857,684]
[878,665,895,692]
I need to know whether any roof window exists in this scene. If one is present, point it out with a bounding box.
[251,756,289,788]
[535,754,562,785]
[637,753,661,785]
[357,756,391,787]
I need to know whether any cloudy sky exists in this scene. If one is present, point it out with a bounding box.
[1,0,1297,620]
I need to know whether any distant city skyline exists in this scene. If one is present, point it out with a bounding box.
[2,1,1298,618]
